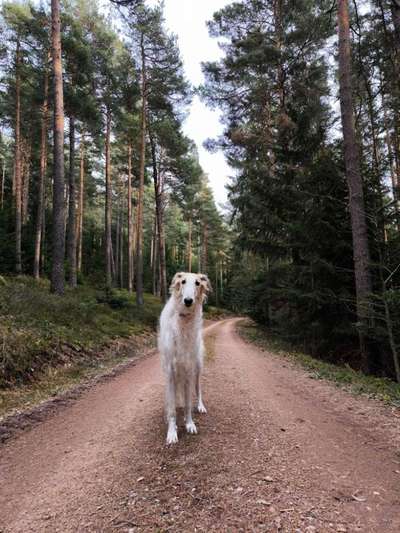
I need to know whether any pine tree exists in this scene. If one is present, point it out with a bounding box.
[50,0,66,295]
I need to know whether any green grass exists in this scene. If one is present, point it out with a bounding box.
[239,321,400,407]
[203,305,233,321]
[0,276,162,388]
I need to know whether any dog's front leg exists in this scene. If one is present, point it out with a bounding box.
[184,374,197,435]
[166,370,178,445]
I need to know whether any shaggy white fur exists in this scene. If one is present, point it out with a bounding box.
[158,272,211,445]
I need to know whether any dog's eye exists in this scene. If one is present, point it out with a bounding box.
[195,280,200,286]
[182,279,186,284]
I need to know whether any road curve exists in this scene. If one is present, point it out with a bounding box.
[1,318,399,532]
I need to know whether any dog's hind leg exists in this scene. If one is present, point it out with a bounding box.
[165,370,178,445]
[184,374,197,435]
[196,365,207,414]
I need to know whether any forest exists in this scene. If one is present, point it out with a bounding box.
[0,0,230,306]
[1,0,400,384]
[2,3,400,531]
[201,0,400,382]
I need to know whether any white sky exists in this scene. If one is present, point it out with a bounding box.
[149,0,232,208]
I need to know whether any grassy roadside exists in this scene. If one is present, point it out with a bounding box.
[0,336,154,420]
[239,321,400,408]
[203,305,233,321]
[0,276,162,419]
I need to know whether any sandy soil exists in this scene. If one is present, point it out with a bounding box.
[1,318,400,532]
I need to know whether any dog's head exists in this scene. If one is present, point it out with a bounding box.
[170,272,212,309]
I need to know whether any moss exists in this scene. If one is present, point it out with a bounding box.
[239,321,400,408]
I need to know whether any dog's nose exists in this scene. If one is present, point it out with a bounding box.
[184,298,193,307]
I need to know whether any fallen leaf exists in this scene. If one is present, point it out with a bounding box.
[352,493,367,502]
[256,499,271,506]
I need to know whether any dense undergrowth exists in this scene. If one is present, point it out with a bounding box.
[239,321,400,408]
[0,276,162,388]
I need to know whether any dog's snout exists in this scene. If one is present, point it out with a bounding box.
[184,298,193,307]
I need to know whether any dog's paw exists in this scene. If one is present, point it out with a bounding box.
[186,420,197,434]
[197,402,207,414]
[166,427,178,445]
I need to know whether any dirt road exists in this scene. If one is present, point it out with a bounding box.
[1,318,400,532]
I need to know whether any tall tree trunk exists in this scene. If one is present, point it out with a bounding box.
[136,33,146,306]
[273,0,285,111]
[378,0,400,213]
[50,0,66,295]
[187,216,192,272]
[115,200,120,286]
[41,195,46,273]
[67,115,77,287]
[21,136,31,225]
[110,236,116,281]
[391,1,400,50]
[337,0,372,369]
[198,235,202,273]
[0,157,5,209]
[127,142,134,292]
[151,216,158,296]
[149,133,167,302]
[379,71,400,226]
[14,39,22,274]
[119,204,124,288]
[220,259,224,300]
[215,262,219,307]
[34,63,49,279]
[105,106,113,288]
[76,136,84,273]
[201,223,208,273]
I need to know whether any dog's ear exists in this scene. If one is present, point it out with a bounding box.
[169,272,184,294]
[199,274,212,295]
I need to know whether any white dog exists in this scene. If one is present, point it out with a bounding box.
[158,272,212,445]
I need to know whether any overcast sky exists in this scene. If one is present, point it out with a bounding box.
[148,0,232,208]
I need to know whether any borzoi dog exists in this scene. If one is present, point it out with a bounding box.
[158,272,212,445]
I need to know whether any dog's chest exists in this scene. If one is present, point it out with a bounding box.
[175,325,196,352]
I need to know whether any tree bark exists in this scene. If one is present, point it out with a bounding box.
[115,199,120,286]
[391,1,400,51]
[201,223,208,273]
[105,106,113,288]
[127,142,134,292]
[14,39,22,274]
[119,202,124,288]
[21,136,31,226]
[337,0,372,369]
[76,136,84,273]
[34,63,49,279]
[50,0,66,295]
[136,33,147,306]
[149,133,167,302]
[273,0,285,111]
[377,0,400,203]
[187,216,192,272]
[151,216,158,296]
[0,157,5,209]
[67,115,77,287]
